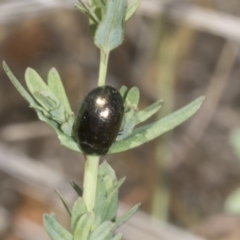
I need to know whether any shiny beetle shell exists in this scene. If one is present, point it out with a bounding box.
[74,85,124,155]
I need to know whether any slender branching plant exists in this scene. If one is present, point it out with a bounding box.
[3,0,204,239]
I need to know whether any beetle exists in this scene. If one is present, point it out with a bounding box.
[73,85,124,155]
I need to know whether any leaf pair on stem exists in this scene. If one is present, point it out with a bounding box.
[3,61,204,155]
[43,162,140,240]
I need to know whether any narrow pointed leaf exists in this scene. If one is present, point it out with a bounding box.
[119,85,128,99]
[102,175,115,194]
[125,87,140,106]
[117,87,139,140]
[50,105,66,123]
[33,91,60,112]
[102,190,118,222]
[34,106,50,117]
[43,213,73,240]
[89,221,113,240]
[55,190,72,216]
[99,161,116,179]
[4,62,81,153]
[136,99,164,125]
[113,203,140,230]
[125,0,142,21]
[109,96,205,154]
[75,3,91,17]
[101,188,119,222]
[48,68,72,114]
[36,110,58,130]
[37,111,81,152]
[40,91,60,109]
[80,0,100,22]
[71,197,88,232]
[95,162,118,225]
[94,0,127,52]
[3,62,39,108]
[94,175,108,225]
[102,178,125,221]
[39,111,80,152]
[25,68,51,96]
[111,233,123,240]
[74,212,93,240]
[34,94,66,125]
[58,134,82,152]
[60,116,75,136]
[69,181,83,196]
[75,1,99,23]
[108,177,125,196]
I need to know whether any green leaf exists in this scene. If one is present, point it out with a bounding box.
[117,87,139,141]
[25,69,67,119]
[113,203,140,230]
[125,87,140,106]
[111,233,123,240]
[37,111,80,152]
[98,161,116,179]
[75,3,91,17]
[109,96,205,154]
[71,197,88,232]
[69,181,83,196]
[103,175,115,193]
[50,105,66,123]
[61,116,75,136]
[4,63,77,146]
[25,68,51,97]
[94,0,127,52]
[102,177,125,222]
[94,174,109,225]
[89,221,113,240]
[93,6,103,23]
[36,110,59,130]
[94,162,117,225]
[37,111,81,152]
[34,106,51,117]
[75,1,99,24]
[57,133,82,152]
[3,62,40,109]
[136,99,164,125]
[81,1,100,22]
[34,91,62,118]
[119,85,128,99]
[125,0,142,21]
[55,190,72,216]
[43,213,73,240]
[74,212,93,240]
[48,68,72,114]
[33,91,59,111]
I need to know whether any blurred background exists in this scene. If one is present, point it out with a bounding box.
[0,0,240,239]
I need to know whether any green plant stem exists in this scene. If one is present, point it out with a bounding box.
[98,50,110,86]
[83,155,100,212]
